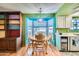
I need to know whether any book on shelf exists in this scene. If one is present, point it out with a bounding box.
[8,24,20,30]
[0,31,5,38]
[9,15,20,19]
[0,20,5,24]
[0,25,5,29]
[9,20,20,24]
[0,15,5,19]
[8,30,20,37]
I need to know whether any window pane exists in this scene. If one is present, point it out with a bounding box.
[77,27,79,29]
[28,27,32,36]
[73,27,76,29]
[72,18,79,30]
[77,24,79,26]
[70,27,74,30]
[48,19,53,26]
[77,20,79,22]
[48,27,53,35]
[28,19,32,26]
[72,20,75,22]
[34,19,46,26]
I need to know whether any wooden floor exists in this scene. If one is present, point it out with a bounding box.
[25,44,63,56]
[0,46,28,56]
[0,45,63,56]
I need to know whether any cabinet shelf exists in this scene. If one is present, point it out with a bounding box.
[7,23,20,25]
[0,29,5,30]
[7,19,20,20]
[7,29,20,31]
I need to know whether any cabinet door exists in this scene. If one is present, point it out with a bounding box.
[57,16,72,28]
[0,40,5,50]
[0,39,9,50]
[57,16,65,28]
[9,39,16,51]
[65,16,72,28]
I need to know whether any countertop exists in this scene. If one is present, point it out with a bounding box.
[60,33,77,37]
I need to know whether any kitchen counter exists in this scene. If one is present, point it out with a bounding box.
[60,33,76,37]
[59,33,79,51]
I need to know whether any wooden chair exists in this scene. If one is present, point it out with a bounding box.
[29,34,52,55]
[32,33,48,54]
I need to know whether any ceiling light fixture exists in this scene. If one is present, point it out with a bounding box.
[38,8,43,22]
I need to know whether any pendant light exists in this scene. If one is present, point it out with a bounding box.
[38,8,43,22]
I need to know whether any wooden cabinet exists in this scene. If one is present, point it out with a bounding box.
[0,38,21,51]
[0,12,22,51]
[8,38,16,51]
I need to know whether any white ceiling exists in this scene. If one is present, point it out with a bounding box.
[0,3,63,14]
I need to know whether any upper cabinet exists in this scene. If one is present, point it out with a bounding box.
[56,15,72,28]
[56,16,65,28]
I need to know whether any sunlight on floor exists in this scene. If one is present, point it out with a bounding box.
[25,45,63,56]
